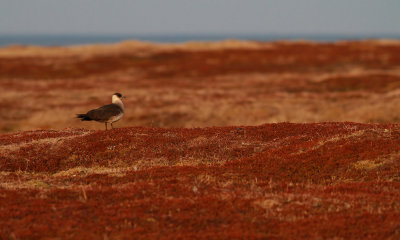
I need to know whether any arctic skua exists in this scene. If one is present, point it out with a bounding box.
[77,93,126,130]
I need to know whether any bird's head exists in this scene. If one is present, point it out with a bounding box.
[112,93,126,104]
[113,92,126,99]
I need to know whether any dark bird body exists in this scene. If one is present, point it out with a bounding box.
[77,93,126,130]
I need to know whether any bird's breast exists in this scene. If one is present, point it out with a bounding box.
[108,112,124,123]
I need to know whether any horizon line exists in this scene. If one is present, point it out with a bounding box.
[1,32,400,37]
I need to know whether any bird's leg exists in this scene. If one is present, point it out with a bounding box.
[105,122,108,130]
[111,123,114,129]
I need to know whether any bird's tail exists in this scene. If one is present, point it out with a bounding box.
[76,114,92,121]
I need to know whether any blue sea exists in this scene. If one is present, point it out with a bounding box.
[0,33,399,46]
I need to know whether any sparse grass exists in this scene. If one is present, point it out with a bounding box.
[353,160,385,170]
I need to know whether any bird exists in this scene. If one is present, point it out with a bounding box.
[76,93,126,130]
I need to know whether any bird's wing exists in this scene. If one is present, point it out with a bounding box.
[86,104,123,121]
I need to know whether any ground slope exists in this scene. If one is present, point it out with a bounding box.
[1,122,400,239]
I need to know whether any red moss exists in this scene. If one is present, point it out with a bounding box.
[1,123,400,239]
[0,129,90,146]
[2,42,400,80]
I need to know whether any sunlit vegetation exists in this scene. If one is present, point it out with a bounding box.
[1,40,400,132]
[1,41,400,238]
[1,123,400,239]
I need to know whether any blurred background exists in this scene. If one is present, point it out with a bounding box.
[1,0,400,44]
[1,0,400,132]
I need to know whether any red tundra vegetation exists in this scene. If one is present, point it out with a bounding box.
[1,40,400,132]
[1,123,400,239]
[1,40,400,239]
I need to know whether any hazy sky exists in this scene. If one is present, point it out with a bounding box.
[1,0,399,35]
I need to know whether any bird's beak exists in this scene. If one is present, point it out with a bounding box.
[121,96,127,99]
